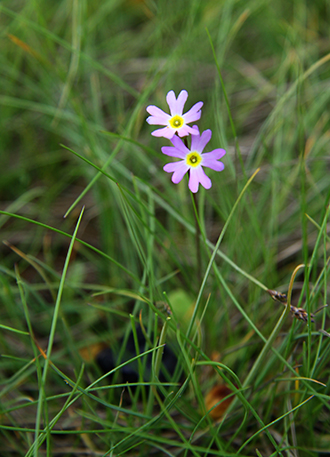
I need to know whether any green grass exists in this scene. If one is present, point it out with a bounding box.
[1,0,330,456]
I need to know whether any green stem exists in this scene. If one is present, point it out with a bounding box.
[192,191,202,284]
[186,168,260,341]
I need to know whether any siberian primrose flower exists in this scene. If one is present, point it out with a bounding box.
[162,126,226,193]
[146,90,203,139]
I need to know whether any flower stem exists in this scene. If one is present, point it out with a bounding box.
[192,191,202,284]
[183,136,202,284]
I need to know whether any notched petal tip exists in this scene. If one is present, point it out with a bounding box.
[161,145,186,159]
[177,129,190,137]
[166,89,175,98]
[183,125,199,137]
[178,89,188,97]
[188,101,203,113]
[146,104,160,115]
[189,167,212,193]
[201,129,212,141]
[214,148,226,159]
[166,90,176,110]
[177,89,189,104]
[202,178,212,189]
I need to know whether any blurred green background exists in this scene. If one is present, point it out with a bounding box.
[1,1,330,455]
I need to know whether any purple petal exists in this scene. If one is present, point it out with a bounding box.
[147,115,171,126]
[146,106,170,124]
[202,159,225,172]
[175,90,188,115]
[164,161,189,184]
[151,127,175,139]
[177,125,200,137]
[202,149,226,171]
[163,162,180,172]
[161,145,187,159]
[169,135,190,154]
[166,91,176,112]
[189,166,212,193]
[202,148,226,160]
[167,90,188,116]
[191,129,212,153]
[182,101,203,123]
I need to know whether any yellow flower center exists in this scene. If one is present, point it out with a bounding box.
[169,115,184,129]
[186,152,202,167]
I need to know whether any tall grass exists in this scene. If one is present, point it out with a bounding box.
[1,0,330,456]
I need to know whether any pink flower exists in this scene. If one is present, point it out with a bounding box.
[162,127,226,193]
[146,90,203,139]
